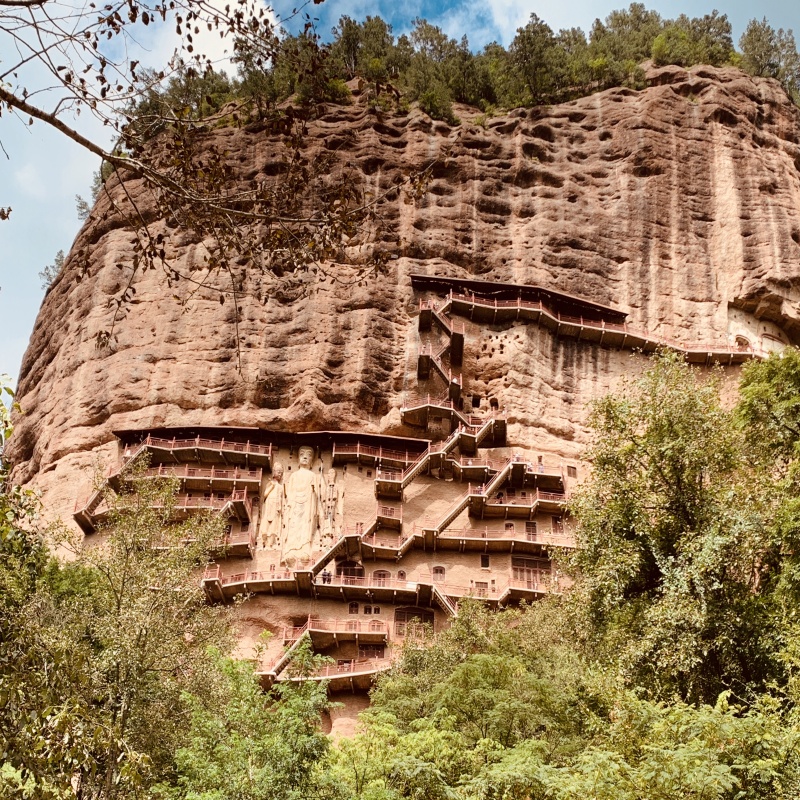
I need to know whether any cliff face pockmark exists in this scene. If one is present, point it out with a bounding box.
[10,64,800,519]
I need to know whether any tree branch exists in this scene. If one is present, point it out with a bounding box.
[0,83,114,162]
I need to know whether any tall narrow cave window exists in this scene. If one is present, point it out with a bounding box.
[348,602,359,615]
[433,566,445,583]
[480,554,490,569]
[567,465,577,479]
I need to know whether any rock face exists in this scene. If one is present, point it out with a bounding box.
[10,64,800,516]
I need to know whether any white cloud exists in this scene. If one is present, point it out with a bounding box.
[482,0,534,44]
[434,5,499,47]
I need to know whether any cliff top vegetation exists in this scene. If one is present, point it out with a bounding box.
[126,5,800,131]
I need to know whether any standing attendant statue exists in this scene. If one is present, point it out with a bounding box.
[260,462,284,550]
[319,467,344,546]
[282,446,319,566]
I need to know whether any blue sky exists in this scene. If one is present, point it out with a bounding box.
[1,0,799,385]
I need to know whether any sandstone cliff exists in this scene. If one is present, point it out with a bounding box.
[11,64,800,519]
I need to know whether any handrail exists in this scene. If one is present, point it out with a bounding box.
[401,394,503,431]
[208,565,561,599]
[216,568,294,586]
[447,291,770,360]
[324,574,426,591]
[124,435,272,459]
[332,442,421,464]
[485,488,567,505]
[284,616,390,640]
[437,525,575,547]
[284,658,393,680]
[377,504,402,520]
[165,490,253,515]
[134,464,262,481]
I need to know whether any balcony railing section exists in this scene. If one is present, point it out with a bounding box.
[208,568,294,587]
[137,464,262,482]
[482,488,567,506]
[123,436,272,462]
[437,525,575,547]
[324,573,430,591]
[331,442,423,466]
[446,291,770,360]
[283,617,389,642]
[170,489,254,516]
[283,658,393,681]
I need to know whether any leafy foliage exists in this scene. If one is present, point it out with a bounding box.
[739,19,800,101]
[568,352,778,701]
[0,464,232,799]
[38,250,65,291]
[327,603,800,800]
[153,644,332,800]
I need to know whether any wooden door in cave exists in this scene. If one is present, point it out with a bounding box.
[511,557,551,589]
[336,559,364,585]
[394,607,434,638]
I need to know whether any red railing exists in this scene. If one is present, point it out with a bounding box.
[484,489,567,506]
[207,568,294,587]
[293,658,393,680]
[508,576,550,592]
[171,489,253,516]
[420,298,465,335]
[358,527,415,549]
[325,573,428,591]
[206,565,562,599]
[377,504,402,520]
[74,488,106,514]
[402,392,456,411]
[477,487,567,505]
[437,525,574,546]
[284,617,389,641]
[331,442,422,465]
[377,420,498,487]
[124,435,272,461]
[449,455,510,471]
[447,292,769,359]
[443,581,507,598]
[218,526,256,552]
[137,464,262,482]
